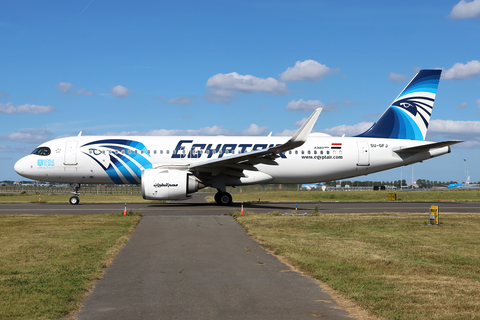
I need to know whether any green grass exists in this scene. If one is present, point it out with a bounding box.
[0,213,141,320]
[235,212,480,319]
[207,189,480,203]
[0,193,166,204]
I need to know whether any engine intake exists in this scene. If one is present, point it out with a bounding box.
[142,169,202,200]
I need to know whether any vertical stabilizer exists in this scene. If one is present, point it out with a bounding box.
[356,69,441,140]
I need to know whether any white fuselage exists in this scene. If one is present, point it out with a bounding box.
[14,134,450,185]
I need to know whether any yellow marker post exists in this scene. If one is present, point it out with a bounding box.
[388,193,396,201]
[429,206,439,225]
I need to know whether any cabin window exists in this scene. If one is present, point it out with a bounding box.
[147,150,150,154]
[134,150,138,154]
[128,150,131,155]
[160,150,163,154]
[141,150,144,154]
[327,150,330,155]
[320,151,323,155]
[314,150,317,155]
[167,150,169,154]
[154,150,157,154]
[308,150,311,155]
[295,150,298,155]
[301,150,304,155]
[289,151,292,154]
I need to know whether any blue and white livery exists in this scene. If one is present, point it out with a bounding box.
[356,69,441,141]
[14,70,462,205]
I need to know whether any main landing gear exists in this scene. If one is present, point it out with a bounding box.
[214,192,232,206]
[69,183,81,205]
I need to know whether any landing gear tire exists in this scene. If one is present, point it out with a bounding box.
[215,192,232,206]
[69,196,80,205]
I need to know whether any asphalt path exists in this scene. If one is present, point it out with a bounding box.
[73,214,353,320]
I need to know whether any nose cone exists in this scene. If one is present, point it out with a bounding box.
[14,156,28,176]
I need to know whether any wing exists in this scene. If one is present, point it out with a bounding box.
[188,108,322,177]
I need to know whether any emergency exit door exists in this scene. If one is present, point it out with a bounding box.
[64,140,78,165]
[356,141,370,166]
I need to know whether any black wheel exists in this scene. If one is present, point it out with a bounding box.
[69,196,80,205]
[217,192,232,206]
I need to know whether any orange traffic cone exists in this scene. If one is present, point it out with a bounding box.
[241,202,244,216]
[123,203,127,215]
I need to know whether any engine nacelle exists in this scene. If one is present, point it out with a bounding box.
[141,169,201,200]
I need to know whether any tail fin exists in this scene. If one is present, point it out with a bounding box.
[356,69,442,140]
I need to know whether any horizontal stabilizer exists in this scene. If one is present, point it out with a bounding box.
[394,140,462,154]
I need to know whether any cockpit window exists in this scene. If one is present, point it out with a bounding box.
[31,147,51,156]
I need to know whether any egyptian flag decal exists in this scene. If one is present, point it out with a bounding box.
[331,143,342,149]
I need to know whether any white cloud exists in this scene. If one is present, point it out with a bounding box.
[56,82,74,93]
[165,94,194,105]
[104,124,269,136]
[450,0,480,19]
[274,129,297,137]
[455,102,468,110]
[279,60,337,82]
[110,85,131,98]
[205,72,287,103]
[0,128,53,143]
[0,102,56,114]
[0,144,33,154]
[389,72,408,82]
[75,88,93,96]
[55,82,93,96]
[427,119,480,148]
[204,87,236,103]
[293,117,307,127]
[286,99,338,112]
[322,122,374,137]
[429,119,480,134]
[152,95,167,100]
[442,60,480,80]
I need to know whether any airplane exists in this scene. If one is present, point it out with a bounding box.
[448,175,471,188]
[14,69,462,205]
[302,183,324,191]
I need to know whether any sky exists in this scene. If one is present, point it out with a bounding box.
[1,0,480,183]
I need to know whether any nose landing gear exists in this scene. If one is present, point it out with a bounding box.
[69,183,81,205]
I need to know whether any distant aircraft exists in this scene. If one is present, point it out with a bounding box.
[448,176,470,188]
[14,70,462,205]
[302,183,324,190]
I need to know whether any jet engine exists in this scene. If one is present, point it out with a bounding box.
[141,169,203,200]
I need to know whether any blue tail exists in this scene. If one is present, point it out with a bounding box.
[356,69,441,141]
